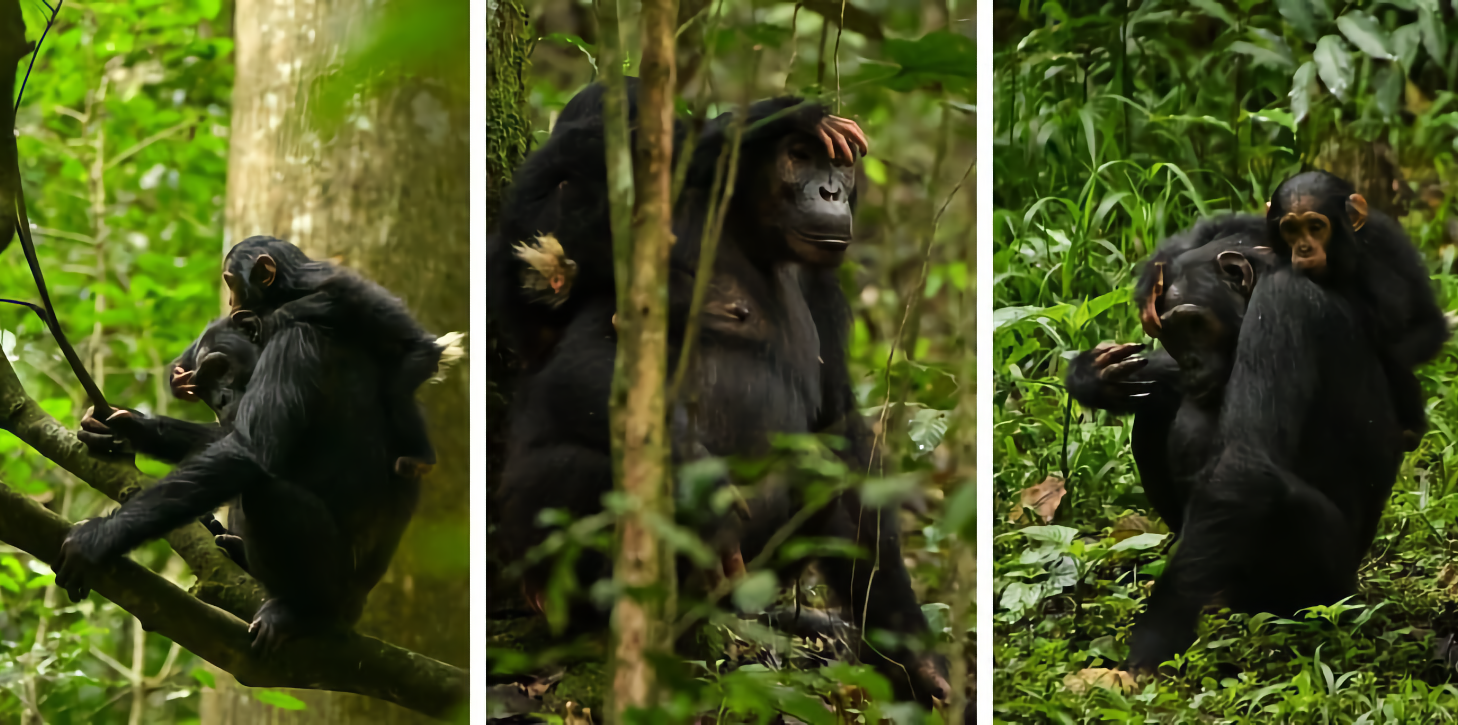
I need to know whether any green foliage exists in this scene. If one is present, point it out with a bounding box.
[2,1,232,721]
[995,0,1458,721]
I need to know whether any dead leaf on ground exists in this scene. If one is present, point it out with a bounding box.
[1009,475,1066,523]
[1110,515,1163,542]
[1063,667,1136,696]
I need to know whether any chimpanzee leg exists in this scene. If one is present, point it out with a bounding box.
[237,478,359,654]
[497,443,615,625]
[54,436,270,601]
[813,492,950,706]
[1384,357,1428,450]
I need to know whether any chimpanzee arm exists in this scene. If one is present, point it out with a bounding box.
[803,270,874,468]
[53,434,270,601]
[1365,212,1452,367]
[1065,344,1181,416]
[78,408,225,464]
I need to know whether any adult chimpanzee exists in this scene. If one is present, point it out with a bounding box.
[56,298,420,654]
[77,316,261,567]
[493,85,949,705]
[486,78,867,369]
[1071,217,1268,533]
[1071,228,1403,674]
[214,235,444,476]
[1265,171,1448,448]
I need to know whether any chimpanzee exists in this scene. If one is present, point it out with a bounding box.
[493,85,948,705]
[1130,214,1267,339]
[1072,217,1268,532]
[486,77,868,369]
[56,304,420,655]
[1071,227,1404,673]
[77,316,261,567]
[216,235,444,476]
[1265,171,1448,448]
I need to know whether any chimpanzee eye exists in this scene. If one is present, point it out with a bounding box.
[789,144,812,161]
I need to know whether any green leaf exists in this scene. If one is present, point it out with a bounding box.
[1314,35,1354,101]
[192,669,217,689]
[1394,24,1422,76]
[1290,61,1317,123]
[1189,0,1237,27]
[544,33,597,74]
[731,571,779,613]
[1336,11,1394,60]
[252,689,307,710]
[862,156,888,186]
[1276,0,1330,43]
[1022,525,1078,546]
[907,407,950,454]
[880,31,975,92]
[1417,0,1447,62]
[1111,532,1170,552]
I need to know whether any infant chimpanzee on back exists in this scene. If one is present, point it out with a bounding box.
[216,236,446,476]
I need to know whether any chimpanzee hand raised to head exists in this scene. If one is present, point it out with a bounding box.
[815,115,869,167]
[1065,343,1156,411]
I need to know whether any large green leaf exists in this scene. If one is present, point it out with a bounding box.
[1314,34,1354,101]
[879,30,975,92]
[1335,11,1394,60]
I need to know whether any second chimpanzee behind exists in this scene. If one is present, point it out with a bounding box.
[1264,170,1448,448]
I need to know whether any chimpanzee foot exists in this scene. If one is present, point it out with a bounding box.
[394,456,434,479]
[248,599,315,656]
[214,534,250,572]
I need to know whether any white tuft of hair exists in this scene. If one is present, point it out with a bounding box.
[430,331,468,384]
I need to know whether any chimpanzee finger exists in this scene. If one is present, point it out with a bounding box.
[828,127,855,166]
[816,127,838,164]
[1100,356,1150,382]
[1092,343,1146,369]
[840,117,870,155]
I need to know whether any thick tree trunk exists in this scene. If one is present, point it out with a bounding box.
[203,0,469,722]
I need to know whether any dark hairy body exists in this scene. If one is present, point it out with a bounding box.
[1070,219,1404,672]
[62,308,420,653]
[490,83,949,705]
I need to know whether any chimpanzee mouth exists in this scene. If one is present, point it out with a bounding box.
[790,231,851,250]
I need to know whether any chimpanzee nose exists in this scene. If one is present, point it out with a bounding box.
[819,181,843,202]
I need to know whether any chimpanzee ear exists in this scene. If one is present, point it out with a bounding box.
[1217,250,1255,294]
[251,254,278,287]
[1346,194,1368,231]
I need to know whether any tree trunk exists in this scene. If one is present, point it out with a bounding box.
[485,0,533,613]
[608,0,677,717]
[203,0,469,722]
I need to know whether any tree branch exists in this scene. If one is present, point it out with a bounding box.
[0,482,468,718]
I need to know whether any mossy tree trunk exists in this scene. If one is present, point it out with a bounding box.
[202,0,470,722]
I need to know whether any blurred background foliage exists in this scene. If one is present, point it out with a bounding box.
[2,1,232,722]
[993,0,1458,722]
[486,0,975,719]
[2,0,469,721]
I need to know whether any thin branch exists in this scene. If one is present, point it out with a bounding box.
[103,118,194,172]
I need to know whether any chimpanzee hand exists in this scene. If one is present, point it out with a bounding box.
[816,116,869,167]
[1068,343,1154,406]
[53,518,113,602]
[76,406,143,458]
[171,366,200,402]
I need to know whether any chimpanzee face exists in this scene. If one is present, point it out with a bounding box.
[189,322,261,417]
[1156,240,1276,397]
[1267,171,1368,277]
[760,131,856,267]
[222,250,277,313]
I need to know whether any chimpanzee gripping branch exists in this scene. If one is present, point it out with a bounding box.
[0,483,467,718]
[0,342,467,717]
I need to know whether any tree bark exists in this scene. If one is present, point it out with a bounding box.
[206,0,470,721]
[608,0,677,717]
[485,0,532,612]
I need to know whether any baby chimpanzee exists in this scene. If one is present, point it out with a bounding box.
[213,236,445,476]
